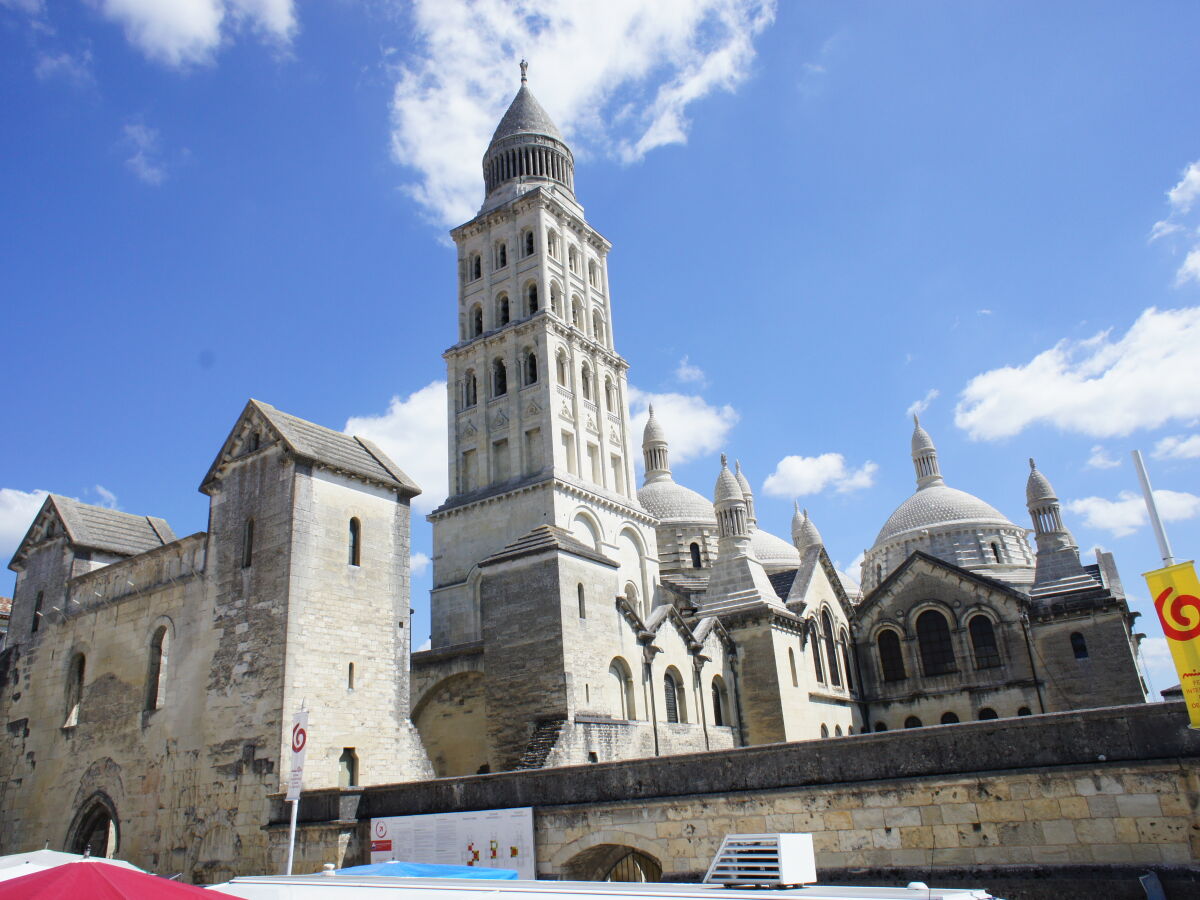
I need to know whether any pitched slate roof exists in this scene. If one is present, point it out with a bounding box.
[479,525,616,568]
[10,495,176,570]
[202,400,421,496]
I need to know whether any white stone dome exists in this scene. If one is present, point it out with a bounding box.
[638,481,717,524]
[751,527,802,570]
[874,484,1016,546]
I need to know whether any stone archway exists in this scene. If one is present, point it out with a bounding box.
[412,671,489,776]
[563,843,663,882]
[67,792,119,858]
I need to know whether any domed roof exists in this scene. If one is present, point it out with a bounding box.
[751,527,802,569]
[1026,458,1056,505]
[791,505,822,551]
[638,480,717,524]
[490,85,564,145]
[642,405,666,445]
[874,484,1017,547]
[714,457,744,505]
[911,417,935,454]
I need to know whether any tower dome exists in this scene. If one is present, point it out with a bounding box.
[1025,458,1056,504]
[638,405,717,523]
[714,456,744,506]
[481,62,575,211]
[792,504,823,553]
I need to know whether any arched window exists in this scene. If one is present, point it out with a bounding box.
[820,724,829,738]
[348,518,361,566]
[496,243,507,269]
[568,246,579,273]
[663,669,685,724]
[916,609,957,676]
[497,294,510,326]
[788,647,798,687]
[70,795,118,857]
[338,748,358,788]
[839,630,854,692]
[968,615,1001,669]
[571,297,583,328]
[470,254,482,281]
[464,371,477,407]
[32,590,43,633]
[875,563,883,584]
[978,707,998,720]
[711,676,729,727]
[550,282,562,316]
[65,653,85,728]
[604,377,617,411]
[610,658,635,719]
[471,305,484,337]
[940,711,959,724]
[580,365,592,401]
[810,621,825,683]
[526,283,539,315]
[588,259,599,287]
[623,581,642,618]
[547,230,560,258]
[990,541,1002,563]
[835,725,843,737]
[877,629,906,681]
[524,351,538,385]
[556,351,568,386]
[523,230,534,257]
[241,519,254,569]
[592,311,606,343]
[492,359,507,397]
[577,583,586,619]
[1070,631,1088,659]
[874,722,887,732]
[1017,706,1032,716]
[146,627,169,711]
[904,716,923,729]
[822,611,841,687]
[689,542,702,568]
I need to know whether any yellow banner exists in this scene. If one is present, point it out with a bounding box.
[1144,561,1200,729]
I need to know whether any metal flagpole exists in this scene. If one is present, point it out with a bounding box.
[286,797,299,875]
[1132,450,1176,566]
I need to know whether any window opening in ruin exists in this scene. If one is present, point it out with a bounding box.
[916,609,957,676]
[32,590,43,633]
[241,519,254,569]
[690,542,702,568]
[65,653,85,728]
[978,708,998,720]
[940,711,959,724]
[338,748,358,788]
[968,615,1001,669]
[878,629,906,681]
[577,583,586,619]
[146,626,169,711]
[904,716,923,729]
[822,611,841,687]
[1070,631,1088,659]
[347,662,355,691]
[349,518,361,567]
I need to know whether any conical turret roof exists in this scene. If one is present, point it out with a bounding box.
[1026,458,1057,505]
[642,405,667,445]
[911,416,936,455]
[490,85,564,145]
[714,456,744,505]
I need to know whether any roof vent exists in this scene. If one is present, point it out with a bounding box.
[702,833,816,887]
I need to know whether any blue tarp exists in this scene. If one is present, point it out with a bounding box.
[337,860,520,880]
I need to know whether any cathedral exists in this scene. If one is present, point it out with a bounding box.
[0,70,1149,879]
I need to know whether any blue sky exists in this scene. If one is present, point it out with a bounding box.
[2,1,1199,696]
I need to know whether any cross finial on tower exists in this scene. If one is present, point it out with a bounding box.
[519,59,528,84]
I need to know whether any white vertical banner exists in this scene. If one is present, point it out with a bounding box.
[286,708,309,801]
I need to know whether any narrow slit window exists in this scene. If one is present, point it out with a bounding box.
[348,518,361,567]
[690,542,702,568]
[348,662,355,690]
[145,627,169,711]
[577,583,586,619]
[241,519,254,569]
[1071,631,1088,659]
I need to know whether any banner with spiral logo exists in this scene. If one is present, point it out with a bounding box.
[1144,561,1200,728]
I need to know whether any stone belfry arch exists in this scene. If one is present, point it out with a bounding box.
[427,65,660,650]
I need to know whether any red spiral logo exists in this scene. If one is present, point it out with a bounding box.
[292,723,307,753]
[1155,587,1200,642]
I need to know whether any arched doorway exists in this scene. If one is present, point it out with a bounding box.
[564,843,663,882]
[68,794,119,858]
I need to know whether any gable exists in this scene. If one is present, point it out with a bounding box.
[9,495,175,572]
[857,552,1027,628]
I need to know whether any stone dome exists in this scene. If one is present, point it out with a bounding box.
[642,405,667,445]
[490,84,564,144]
[751,527,802,570]
[1026,459,1056,504]
[874,484,1016,546]
[714,459,744,506]
[911,418,936,455]
[638,480,717,524]
[791,505,822,551]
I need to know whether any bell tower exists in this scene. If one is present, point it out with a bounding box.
[428,65,659,648]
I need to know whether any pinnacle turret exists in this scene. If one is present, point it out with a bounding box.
[911,415,944,489]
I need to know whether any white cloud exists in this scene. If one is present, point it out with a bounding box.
[0,0,44,14]
[1149,220,1182,243]
[628,387,738,467]
[34,50,95,86]
[345,381,448,514]
[1085,445,1121,470]
[92,485,119,509]
[835,550,864,589]
[1066,488,1200,538]
[0,488,49,565]
[955,307,1200,440]
[762,453,877,497]
[93,0,296,68]
[905,388,939,419]
[1167,161,1200,214]
[1153,434,1200,460]
[1151,160,1200,285]
[410,552,431,576]
[1177,248,1200,287]
[389,0,775,226]
[122,123,168,185]
[674,355,706,385]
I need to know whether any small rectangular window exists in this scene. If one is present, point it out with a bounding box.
[561,431,577,476]
[610,455,624,494]
[241,519,254,569]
